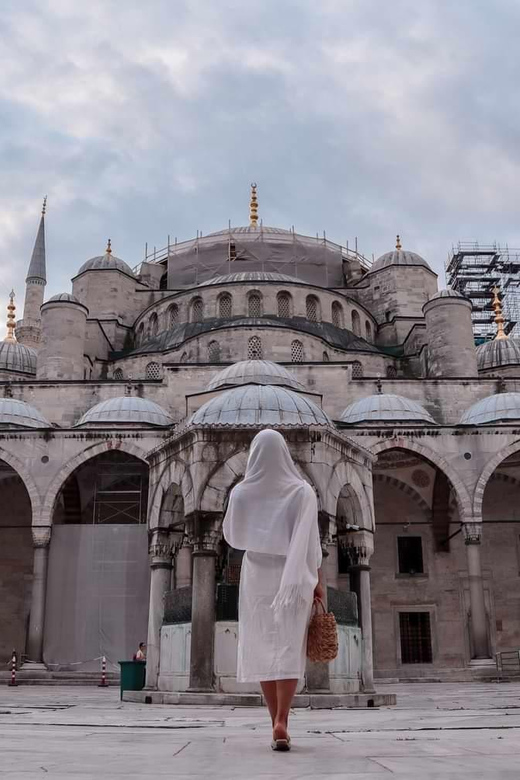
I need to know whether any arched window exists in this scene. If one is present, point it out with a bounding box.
[113,368,124,380]
[365,321,372,342]
[218,293,233,319]
[159,272,168,290]
[306,295,320,322]
[323,351,330,362]
[277,292,292,318]
[180,351,188,363]
[248,336,263,359]
[386,365,397,379]
[149,313,158,338]
[191,297,204,323]
[352,361,363,378]
[248,292,262,318]
[168,304,179,328]
[291,339,304,363]
[331,301,344,328]
[351,310,361,336]
[208,341,221,362]
[136,323,144,345]
[146,361,161,379]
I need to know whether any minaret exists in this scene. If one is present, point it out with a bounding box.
[16,197,47,348]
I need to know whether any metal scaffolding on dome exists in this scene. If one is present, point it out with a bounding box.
[446,242,520,342]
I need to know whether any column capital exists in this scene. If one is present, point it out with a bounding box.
[32,526,52,548]
[339,529,374,570]
[149,528,174,568]
[463,521,482,545]
[185,510,222,554]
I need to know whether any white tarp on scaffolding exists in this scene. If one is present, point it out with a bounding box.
[43,525,150,671]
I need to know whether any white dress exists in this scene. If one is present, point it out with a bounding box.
[237,551,313,682]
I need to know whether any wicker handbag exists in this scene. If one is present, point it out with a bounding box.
[307,598,339,663]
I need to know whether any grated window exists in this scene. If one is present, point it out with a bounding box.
[277,292,291,318]
[248,336,263,360]
[208,341,221,362]
[168,304,179,327]
[332,301,344,328]
[306,295,319,322]
[146,361,161,380]
[352,361,363,378]
[248,293,262,318]
[191,297,204,322]
[219,293,233,318]
[399,612,433,664]
[387,365,397,379]
[113,368,124,380]
[351,310,361,336]
[291,339,304,362]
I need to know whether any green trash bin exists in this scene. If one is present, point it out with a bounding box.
[119,660,146,700]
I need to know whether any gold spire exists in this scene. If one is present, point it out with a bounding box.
[105,238,112,255]
[492,286,508,340]
[5,290,16,343]
[395,234,402,250]
[42,196,47,216]
[249,183,258,228]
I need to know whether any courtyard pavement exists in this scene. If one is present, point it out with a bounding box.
[1,682,520,778]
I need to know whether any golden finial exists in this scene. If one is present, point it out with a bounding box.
[395,234,402,250]
[492,286,508,340]
[105,238,112,255]
[42,196,47,216]
[5,290,16,343]
[249,183,258,228]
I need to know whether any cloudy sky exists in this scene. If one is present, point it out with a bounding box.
[1,0,519,330]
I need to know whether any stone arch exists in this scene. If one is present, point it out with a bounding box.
[0,444,40,521]
[41,440,150,526]
[473,439,520,519]
[147,458,194,529]
[322,458,374,532]
[373,473,431,516]
[370,438,471,520]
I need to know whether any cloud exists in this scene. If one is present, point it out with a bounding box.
[0,0,519,331]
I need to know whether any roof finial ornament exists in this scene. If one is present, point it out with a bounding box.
[249,182,258,228]
[395,234,402,250]
[5,290,16,343]
[42,196,47,216]
[106,238,112,255]
[492,285,507,340]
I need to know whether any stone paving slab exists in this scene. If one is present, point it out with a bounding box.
[1,683,520,777]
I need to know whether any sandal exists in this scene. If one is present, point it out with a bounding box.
[271,738,291,752]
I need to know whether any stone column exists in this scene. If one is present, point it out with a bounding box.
[463,522,490,660]
[145,530,173,690]
[306,521,332,693]
[346,532,375,693]
[187,512,221,692]
[25,527,52,668]
[175,542,193,588]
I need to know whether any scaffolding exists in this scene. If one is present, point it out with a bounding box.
[446,242,520,342]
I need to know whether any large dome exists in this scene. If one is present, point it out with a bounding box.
[77,246,134,277]
[476,339,520,372]
[460,392,520,425]
[206,360,305,391]
[197,271,301,287]
[0,342,36,374]
[0,398,50,428]
[76,396,173,427]
[340,394,436,425]
[189,384,331,428]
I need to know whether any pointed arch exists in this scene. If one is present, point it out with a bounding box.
[0,445,40,521]
[473,439,520,518]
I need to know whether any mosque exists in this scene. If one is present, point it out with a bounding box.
[1,186,519,697]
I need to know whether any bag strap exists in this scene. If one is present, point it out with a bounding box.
[312,597,327,616]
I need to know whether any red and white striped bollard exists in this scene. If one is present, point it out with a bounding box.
[98,655,109,688]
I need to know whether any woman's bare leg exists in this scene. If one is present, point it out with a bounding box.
[260,681,278,726]
[273,679,298,740]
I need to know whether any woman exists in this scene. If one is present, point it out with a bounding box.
[223,429,323,751]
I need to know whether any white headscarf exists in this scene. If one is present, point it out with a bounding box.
[223,429,322,611]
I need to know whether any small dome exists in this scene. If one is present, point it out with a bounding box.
[197,271,300,287]
[189,384,331,428]
[206,360,305,391]
[460,392,520,425]
[76,396,173,427]
[0,342,36,374]
[47,292,82,304]
[0,398,50,428]
[372,241,431,272]
[428,287,465,301]
[77,246,134,277]
[340,394,436,425]
[476,339,520,372]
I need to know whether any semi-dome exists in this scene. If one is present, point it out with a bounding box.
[0,398,50,428]
[460,392,520,425]
[189,384,332,428]
[206,360,305,391]
[76,396,173,427]
[197,271,300,287]
[371,237,431,272]
[77,242,134,277]
[340,394,436,425]
[0,342,36,374]
[476,338,520,372]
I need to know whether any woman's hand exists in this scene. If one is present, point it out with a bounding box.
[313,582,325,602]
